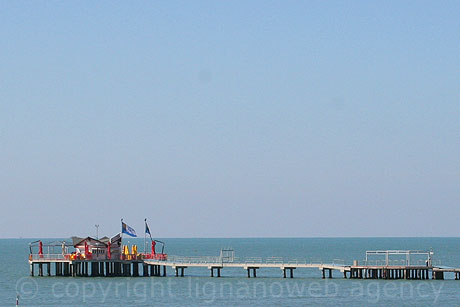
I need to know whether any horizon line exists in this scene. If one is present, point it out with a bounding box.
[3,236,460,240]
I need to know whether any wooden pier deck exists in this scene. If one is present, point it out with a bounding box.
[144,256,347,278]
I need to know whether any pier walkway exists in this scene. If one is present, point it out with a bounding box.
[144,255,347,278]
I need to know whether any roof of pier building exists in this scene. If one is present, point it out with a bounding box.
[71,236,109,248]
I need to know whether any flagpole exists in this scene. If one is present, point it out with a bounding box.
[120,218,123,256]
[144,218,147,255]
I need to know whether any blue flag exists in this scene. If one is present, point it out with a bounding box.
[122,222,137,237]
[145,223,151,236]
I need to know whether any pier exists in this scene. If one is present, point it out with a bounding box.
[26,228,460,280]
[28,244,460,280]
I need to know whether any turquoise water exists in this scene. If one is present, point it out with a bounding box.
[2,238,460,306]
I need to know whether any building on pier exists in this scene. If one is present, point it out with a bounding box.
[71,233,123,260]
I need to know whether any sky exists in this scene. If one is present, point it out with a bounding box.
[0,1,459,238]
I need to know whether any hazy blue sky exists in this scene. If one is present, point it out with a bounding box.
[1,1,459,238]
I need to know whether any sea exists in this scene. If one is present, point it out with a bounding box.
[2,237,460,306]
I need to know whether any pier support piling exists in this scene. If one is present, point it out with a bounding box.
[433,271,444,280]
[174,267,185,277]
[209,267,221,277]
[282,268,294,278]
[66,263,70,276]
[246,267,258,278]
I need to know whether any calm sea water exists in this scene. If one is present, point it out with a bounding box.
[2,238,460,306]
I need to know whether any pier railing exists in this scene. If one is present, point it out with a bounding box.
[29,253,168,261]
[159,255,344,266]
[362,259,442,266]
[30,254,68,261]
